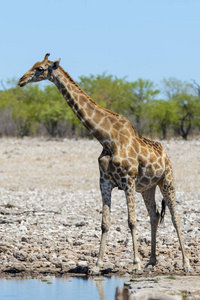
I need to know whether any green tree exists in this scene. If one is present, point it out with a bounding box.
[79,74,160,135]
[161,78,199,139]
[124,79,160,133]
[0,75,199,139]
[78,72,130,113]
[41,85,91,137]
[39,85,68,137]
[78,73,132,137]
[173,94,198,140]
[145,99,177,139]
[0,83,41,136]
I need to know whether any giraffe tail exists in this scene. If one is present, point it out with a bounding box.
[160,199,166,223]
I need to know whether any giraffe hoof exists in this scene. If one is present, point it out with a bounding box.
[183,258,191,272]
[88,266,101,276]
[133,261,142,272]
[145,264,155,271]
[145,257,156,269]
[184,267,191,273]
[133,268,143,275]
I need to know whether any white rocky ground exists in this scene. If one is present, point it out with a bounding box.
[0,138,199,297]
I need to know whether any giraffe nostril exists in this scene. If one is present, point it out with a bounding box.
[18,80,25,87]
[18,76,26,87]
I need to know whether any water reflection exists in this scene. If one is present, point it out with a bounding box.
[95,278,105,300]
[0,276,124,300]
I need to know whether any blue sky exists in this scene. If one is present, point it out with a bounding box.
[1,0,200,88]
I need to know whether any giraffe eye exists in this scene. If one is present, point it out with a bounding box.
[37,67,44,72]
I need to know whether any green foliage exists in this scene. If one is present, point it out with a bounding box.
[161,78,200,139]
[0,75,199,139]
[39,85,68,136]
[78,73,130,112]
[145,99,177,139]
[0,84,41,136]
[79,74,160,134]
[173,94,197,139]
[123,79,160,133]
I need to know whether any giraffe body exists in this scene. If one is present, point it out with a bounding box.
[18,54,191,273]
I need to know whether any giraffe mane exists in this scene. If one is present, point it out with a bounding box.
[58,66,121,118]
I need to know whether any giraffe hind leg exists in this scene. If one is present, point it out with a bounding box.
[142,187,160,268]
[125,181,142,271]
[160,198,166,223]
[159,180,191,272]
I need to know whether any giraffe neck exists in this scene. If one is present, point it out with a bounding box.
[50,66,120,148]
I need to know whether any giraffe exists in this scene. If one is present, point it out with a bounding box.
[18,53,191,274]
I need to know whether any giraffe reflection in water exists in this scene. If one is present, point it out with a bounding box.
[95,279,105,300]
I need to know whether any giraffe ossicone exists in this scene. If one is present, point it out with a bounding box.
[18,53,191,274]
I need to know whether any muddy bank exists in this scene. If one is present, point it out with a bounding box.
[0,138,199,279]
[117,275,200,299]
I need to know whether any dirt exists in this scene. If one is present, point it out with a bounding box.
[0,137,199,298]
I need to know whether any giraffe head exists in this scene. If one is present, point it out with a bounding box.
[18,53,60,87]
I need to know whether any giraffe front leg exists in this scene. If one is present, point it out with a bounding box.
[88,183,112,275]
[125,181,142,271]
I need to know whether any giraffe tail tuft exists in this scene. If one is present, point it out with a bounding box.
[160,199,166,223]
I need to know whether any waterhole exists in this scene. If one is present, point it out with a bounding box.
[0,276,124,300]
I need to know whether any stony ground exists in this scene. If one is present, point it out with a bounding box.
[0,138,199,296]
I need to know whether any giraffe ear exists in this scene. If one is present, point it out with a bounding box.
[51,58,60,70]
[51,58,61,70]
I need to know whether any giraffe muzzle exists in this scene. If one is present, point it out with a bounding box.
[18,76,27,87]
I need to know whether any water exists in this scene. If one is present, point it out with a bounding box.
[0,276,124,300]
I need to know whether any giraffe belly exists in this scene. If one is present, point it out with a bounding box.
[109,168,162,193]
[135,167,164,193]
[102,154,165,192]
[135,176,160,193]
